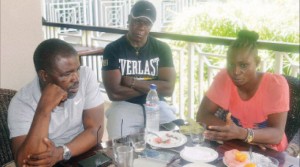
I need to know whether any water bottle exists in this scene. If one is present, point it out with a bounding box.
[145,84,160,132]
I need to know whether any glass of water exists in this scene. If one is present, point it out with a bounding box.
[129,131,146,156]
[116,146,134,167]
[189,123,205,146]
[112,137,130,161]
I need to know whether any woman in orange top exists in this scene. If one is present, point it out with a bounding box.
[196,30,289,151]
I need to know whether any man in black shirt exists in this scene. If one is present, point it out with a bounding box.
[102,0,177,139]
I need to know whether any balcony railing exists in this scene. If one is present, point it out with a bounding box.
[42,21,300,120]
[43,0,209,31]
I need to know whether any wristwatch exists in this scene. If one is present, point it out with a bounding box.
[62,145,72,160]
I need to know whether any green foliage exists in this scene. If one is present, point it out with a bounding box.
[166,0,299,77]
[164,0,299,117]
[167,0,299,43]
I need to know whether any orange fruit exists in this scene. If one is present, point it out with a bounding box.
[235,151,248,162]
[244,163,256,167]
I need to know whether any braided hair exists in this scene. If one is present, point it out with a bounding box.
[227,30,260,64]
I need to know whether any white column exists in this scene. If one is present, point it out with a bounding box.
[1,0,43,90]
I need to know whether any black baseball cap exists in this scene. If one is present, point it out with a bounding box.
[130,1,156,24]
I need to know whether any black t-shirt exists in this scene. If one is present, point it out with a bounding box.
[102,35,174,104]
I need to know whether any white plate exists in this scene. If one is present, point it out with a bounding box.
[180,146,218,163]
[146,131,187,148]
[223,151,279,167]
[183,162,216,167]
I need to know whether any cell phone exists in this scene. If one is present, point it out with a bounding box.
[160,122,179,131]
[78,152,112,167]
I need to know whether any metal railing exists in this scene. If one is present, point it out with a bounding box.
[43,0,209,31]
[42,21,300,119]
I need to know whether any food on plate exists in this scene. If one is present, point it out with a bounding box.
[153,132,180,144]
[224,149,278,167]
[179,118,204,135]
[179,125,191,134]
[224,149,256,167]
[147,131,187,148]
[166,133,179,140]
[244,163,256,167]
[154,137,170,144]
[235,151,247,162]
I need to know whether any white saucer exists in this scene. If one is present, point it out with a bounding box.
[180,146,218,163]
[183,162,216,167]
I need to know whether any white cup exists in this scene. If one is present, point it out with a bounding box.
[116,146,133,167]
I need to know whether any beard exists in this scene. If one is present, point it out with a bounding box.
[67,92,77,99]
[67,81,79,99]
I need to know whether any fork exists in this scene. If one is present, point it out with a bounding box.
[249,145,253,161]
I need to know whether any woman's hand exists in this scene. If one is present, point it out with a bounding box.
[204,123,244,141]
[204,113,247,141]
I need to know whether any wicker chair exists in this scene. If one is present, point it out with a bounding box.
[0,88,16,166]
[284,75,300,142]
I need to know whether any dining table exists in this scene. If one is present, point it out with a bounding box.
[57,134,299,167]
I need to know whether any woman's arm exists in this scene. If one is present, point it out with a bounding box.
[251,112,287,144]
[196,96,226,126]
[199,98,288,145]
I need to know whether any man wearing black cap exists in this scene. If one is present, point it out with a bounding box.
[102,0,177,139]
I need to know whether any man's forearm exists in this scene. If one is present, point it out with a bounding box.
[65,105,104,158]
[65,128,101,157]
[107,85,144,101]
[16,109,51,166]
[133,79,174,96]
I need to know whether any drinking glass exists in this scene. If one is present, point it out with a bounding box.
[112,137,130,161]
[189,124,205,146]
[116,146,134,167]
[130,132,146,152]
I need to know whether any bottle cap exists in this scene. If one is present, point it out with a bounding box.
[150,84,157,90]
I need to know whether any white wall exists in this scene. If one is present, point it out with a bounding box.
[0,0,43,90]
